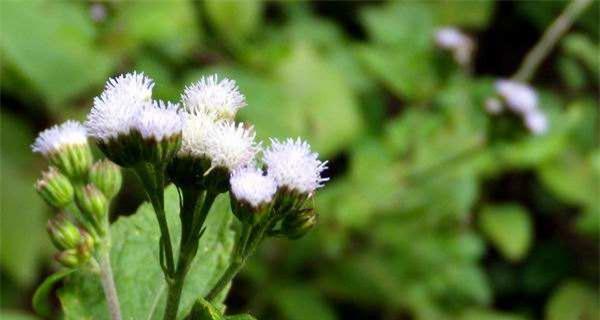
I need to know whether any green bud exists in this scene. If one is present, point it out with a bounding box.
[77,230,95,262]
[47,143,93,181]
[89,160,122,199]
[75,184,108,225]
[36,167,74,208]
[47,214,81,250]
[281,208,317,239]
[55,249,81,268]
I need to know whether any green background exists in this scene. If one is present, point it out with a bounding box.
[1,1,598,319]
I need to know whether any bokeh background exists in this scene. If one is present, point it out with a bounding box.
[1,1,598,319]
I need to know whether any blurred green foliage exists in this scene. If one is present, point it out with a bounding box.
[0,1,597,319]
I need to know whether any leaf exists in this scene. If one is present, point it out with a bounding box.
[0,112,48,286]
[185,298,256,320]
[32,269,76,317]
[427,0,494,29]
[0,1,113,109]
[58,185,235,319]
[274,285,337,320]
[479,205,533,262]
[460,308,527,320]
[545,281,599,320]
[0,311,40,320]
[204,0,263,47]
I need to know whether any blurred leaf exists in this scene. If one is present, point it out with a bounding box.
[0,311,40,320]
[539,152,598,208]
[0,112,48,286]
[204,0,263,47]
[562,34,599,77]
[427,0,494,28]
[460,308,528,320]
[275,285,337,320]
[33,269,76,317]
[0,1,113,109]
[59,186,235,319]
[545,281,599,320]
[479,205,533,262]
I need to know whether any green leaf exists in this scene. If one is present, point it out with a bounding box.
[274,285,337,320]
[32,269,76,317]
[460,308,527,320]
[0,112,48,286]
[0,1,113,109]
[427,0,494,28]
[225,315,257,320]
[204,0,263,46]
[186,298,223,320]
[58,186,235,319]
[545,281,599,320]
[0,311,40,320]
[479,205,533,262]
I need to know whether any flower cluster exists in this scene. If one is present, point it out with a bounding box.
[487,79,549,135]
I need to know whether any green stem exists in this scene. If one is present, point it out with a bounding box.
[134,163,175,276]
[513,0,592,82]
[97,245,122,320]
[204,258,245,302]
[162,189,218,320]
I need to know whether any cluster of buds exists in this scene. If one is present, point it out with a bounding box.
[32,123,122,267]
[486,79,549,135]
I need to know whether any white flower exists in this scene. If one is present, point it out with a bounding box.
[435,27,473,66]
[524,110,549,135]
[133,101,184,140]
[264,138,328,195]
[86,72,154,141]
[230,166,277,208]
[178,112,219,157]
[181,74,246,119]
[32,120,88,155]
[495,80,538,114]
[204,122,258,171]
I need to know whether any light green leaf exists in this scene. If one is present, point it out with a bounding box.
[32,269,76,317]
[0,1,113,109]
[204,0,263,46]
[545,281,599,320]
[275,285,337,320]
[0,311,40,320]
[59,186,235,319]
[0,112,48,286]
[479,205,533,262]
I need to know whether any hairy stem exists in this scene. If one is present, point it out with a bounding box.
[513,0,592,82]
[98,247,122,320]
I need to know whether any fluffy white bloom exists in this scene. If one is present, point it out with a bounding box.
[495,80,538,114]
[86,72,154,141]
[204,122,258,171]
[264,138,328,194]
[435,27,473,65]
[524,110,549,135]
[133,101,184,140]
[32,120,88,155]
[178,112,218,157]
[230,166,277,207]
[181,75,246,119]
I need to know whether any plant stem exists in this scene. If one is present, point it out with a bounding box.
[513,0,592,82]
[162,189,218,320]
[97,247,122,320]
[134,163,175,276]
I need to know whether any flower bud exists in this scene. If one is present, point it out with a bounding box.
[77,230,95,262]
[89,160,122,199]
[55,249,81,268]
[133,101,184,165]
[75,184,108,225]
[281,208,317,239]
[36,167,74,208]
[47,214,81,250]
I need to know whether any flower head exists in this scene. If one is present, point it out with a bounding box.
[133,101,183,141]
[178,112,218,158]
[230,166,277,208]
[181,75,246,120]
[205,122,258,171]
[264,138,328,195]
[495,80,538,114]
[32,121,88,156]
[524,110,549,135]
[435,27,474,66]
[86,72,154,142]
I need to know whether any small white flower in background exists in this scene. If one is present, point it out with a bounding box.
[133,101,184,141]
[32,120,88,155]
[86,72,154,142]
[181,74,246,120]
[435,27,474,66]
[495,79,538,114]
[524,110,549,135]
[264,138,328,195]
[204,122,258,171]
[485,98,503,115]
[230,166,277,208]
[89,3,107,22]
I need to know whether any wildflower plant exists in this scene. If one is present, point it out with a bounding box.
[32,73,327,320]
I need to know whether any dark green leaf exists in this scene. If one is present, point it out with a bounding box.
[32,269,76,317]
